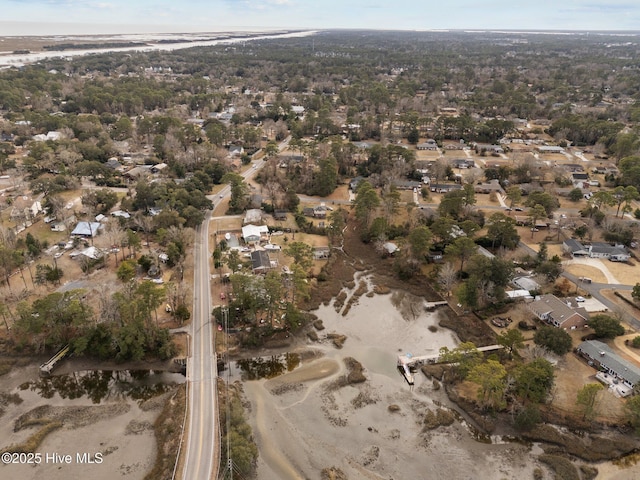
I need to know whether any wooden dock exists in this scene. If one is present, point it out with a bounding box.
[39,344,70,376]
[397,344,504,385]
[424,301,448,310]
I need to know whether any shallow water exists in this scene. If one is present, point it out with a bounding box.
[18,369,185,404]
[313,282,459,386]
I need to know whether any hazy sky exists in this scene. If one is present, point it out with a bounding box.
[1,0,639,35]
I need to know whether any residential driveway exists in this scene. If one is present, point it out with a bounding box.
[614,334,640,364]
[562,257,621,284]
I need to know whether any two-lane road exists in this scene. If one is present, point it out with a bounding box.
[183,211,218,480]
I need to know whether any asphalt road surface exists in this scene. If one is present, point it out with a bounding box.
[182,210,218,480]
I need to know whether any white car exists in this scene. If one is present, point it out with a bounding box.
[263,244,281,251]
[575,296,586,302]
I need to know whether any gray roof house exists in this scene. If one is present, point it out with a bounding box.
[513,276,541,292]
[451,159,475,169]
[313,247,331,260]
[244,208,263,225]
[349,176,365,191]
[71,221,102,237]
[536,145,565,154]
[577,340,640,390]
[564,239,630,261]
[589,242,631,262]
[528,294,589,330]
[417,139,438,151]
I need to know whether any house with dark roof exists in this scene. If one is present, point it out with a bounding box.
[105,157,122,170]
[474,180,504,194]
[451,159,475,169]
[577,340,640,390]
[251,250,272,273]
[417,139,438,151]
[313,205,327,219]
[429,183,462,193]
[528,294,589,330]
[273,210,288,221]
[349,176,365,191]
[391,179,422,190]
[572,172,590,188]
[228,145,244,157]
[563,239,630,261]
[563,239,590,257]
[474,143,504,154]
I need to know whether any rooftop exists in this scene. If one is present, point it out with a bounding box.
[578,340,640,387]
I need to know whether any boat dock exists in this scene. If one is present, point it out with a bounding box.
[424,301,448,310]
[39,344,70,376]
[397,344,503,385]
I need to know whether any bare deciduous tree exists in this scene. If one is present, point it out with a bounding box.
[437,262,457,297]
[102,218,126,266]
[165,281,191,322]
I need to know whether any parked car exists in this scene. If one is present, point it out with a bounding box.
[575,296,586,302]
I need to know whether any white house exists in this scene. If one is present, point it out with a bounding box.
[242,224,269,244]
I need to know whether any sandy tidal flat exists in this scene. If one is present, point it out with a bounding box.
[239,280,543,479]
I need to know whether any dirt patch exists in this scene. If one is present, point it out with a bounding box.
[438,308,496,346]
[15,403,131,430]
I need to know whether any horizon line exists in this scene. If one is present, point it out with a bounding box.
[1,21,639,38]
